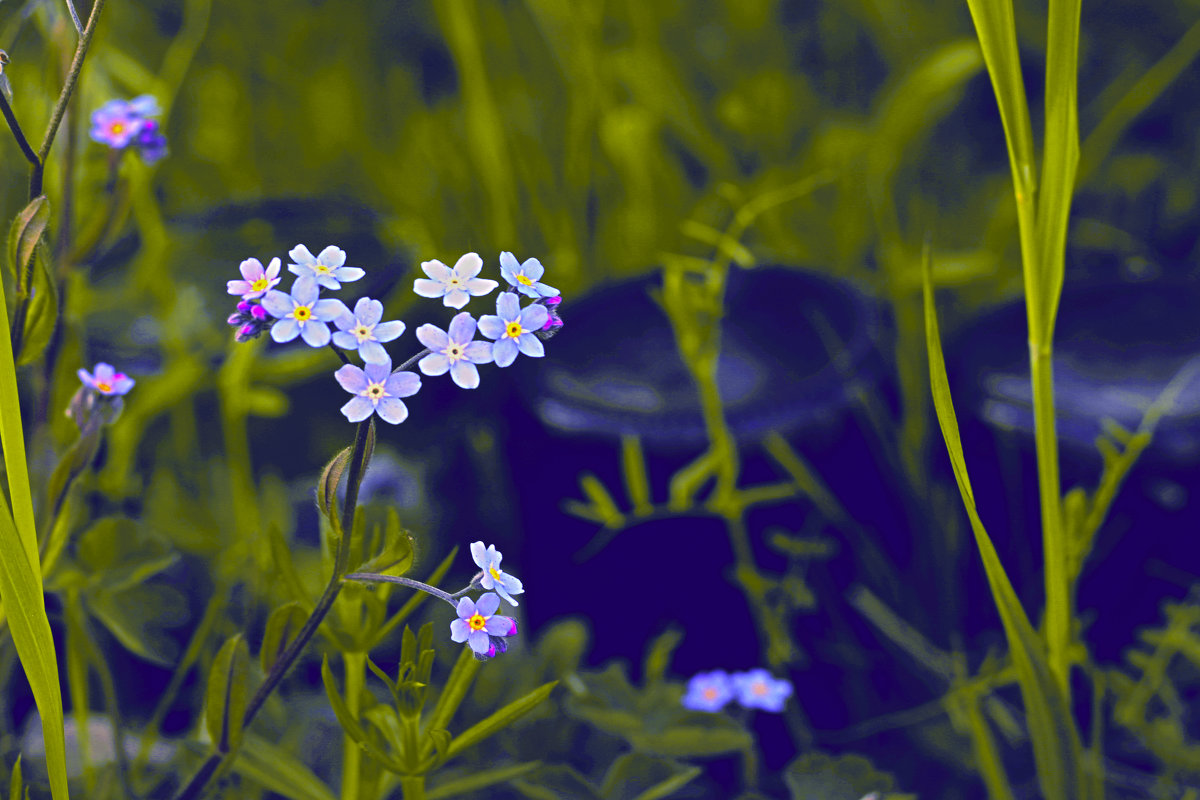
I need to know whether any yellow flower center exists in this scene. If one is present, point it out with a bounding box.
[516,273,535,287]
[447,344,464,361]
[96,381,112,393]
[449,277,461,286]
[703,687,718,701]
[294,305,312,321]
[354,325,371,342]
[315,264,331,274]
[489,567,503,582]
[752,682,768,695]
[110,122,125,135]
[505,321,523,339]
[367,382,386,399]
[468,613,487,632]
[251,277,268,291]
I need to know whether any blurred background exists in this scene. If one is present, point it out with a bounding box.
[2,0,1200,797]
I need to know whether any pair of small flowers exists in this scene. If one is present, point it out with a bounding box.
[682,668,794,713]
[90,95,168,164]
[449,541,525,660]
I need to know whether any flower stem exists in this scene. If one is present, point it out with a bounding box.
[395,348,430,373]
[340,651,366,800]
[344,572,459,608]
[0,93,40,176]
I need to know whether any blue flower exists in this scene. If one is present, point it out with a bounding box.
[287,244,365,291]
[332,297,405,364]
[262,278,349,347]
[227,257,282,299]
[90,95,160,149]
[449,592,515,657]
[682,671,734,712]
[476,292,548,368]
[334,356,421,424]
[469,542,524,606]
[499,251,559,299]
[730,669,792,712]
[416,312,494,390]
[77,362,135,397]
[413,252,499,309]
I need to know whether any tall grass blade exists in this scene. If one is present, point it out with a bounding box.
[922,255,1084,800]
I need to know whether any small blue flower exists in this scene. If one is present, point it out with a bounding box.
[730,669,792,712]
[413,252,499,309]
[332,297,405,364]
[682,671,734,712]
[499,251,559,299]
[78,362,135,397]
[262,277,349,347]
[416,312,494,390]
[449,592,515,657]
[334,356,421,424]
[477,292,549,368]
[288,244,365,291]
[470,542,524,606]
[227,257,282,299]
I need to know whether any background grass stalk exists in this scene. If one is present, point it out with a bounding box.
[341,650,367,800]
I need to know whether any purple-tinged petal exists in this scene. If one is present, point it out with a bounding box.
[317,245,346,268]
[341,396,375,423]
[239,258,261,281]
[359,341,389,365]
[520,258,545,282]
[335,364,369,393]
[364,361,393,384]
[334,266,365,283]
[456,597,477,618]
[496,292,520,320]
[291,277,320,304]
[450,619,471,643]
[421,260,453,282]
[447,312,476,343]
[477,315,505,340]
[464,277,499,296]
[470,541,487,568]
[484,616,513,635]
[332,331,358,350]
[300,321,332,348]
[289,244,316,265]
[384,371,421,398]
[519,304,549,331]
[452,252,484,279]
[414,279,446,299]
[271,318,300,342]
[416,323,449,351]
[516,334,545,358]
[372,321,404,342]
[449,360,480,389]
[376,397,409,425]
[313,298,350,321]
[262,290,294,318]
[463,341,494,364]
[467,630,491,655]
[419,353,450,377]
[443,287,470,309]
[111,375,136,394]
[475,593,501,616]
[492,338,518,368]
[355,297,382,325]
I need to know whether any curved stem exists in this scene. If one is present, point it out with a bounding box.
[394,348,430,374]
[0,93,40,173]
[345,572,459,608]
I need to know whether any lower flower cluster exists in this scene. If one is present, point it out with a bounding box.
[224,245,564,425]
[682,668,794,713]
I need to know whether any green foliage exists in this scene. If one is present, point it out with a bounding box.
[204,634,251,753]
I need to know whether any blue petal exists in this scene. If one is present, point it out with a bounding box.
[470,541,487,568]
[492,338,517,368]
[443,287,470,309]
[332,331,358,350]
[385,371,421,398]
[496,291,520,320]
[467,630,490,654]
[335,364,368,393]
[416,323,449,351]
[271,318,300,342]
[359,340,389,364]
[376,397,409,425]
[520,304,549,330]
[372,320,404,342]
[414,279,447,299]
[261,290,294,318]
[447,312,477,343]
[464,341,494,364]
[477,315,505,340]
[516,333,544,358]
[449,360,480,389]
[520,257,545,282]
[334,266,365,283]
[449,619,470,643]
[341,396,375,423]
[476,593,501,616]
[300,321,332,347]
[419,353,450,376]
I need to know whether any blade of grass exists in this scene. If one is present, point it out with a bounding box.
[922,254,1084,800]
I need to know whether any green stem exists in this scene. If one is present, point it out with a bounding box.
[399,774,427,800]
[341,651,366,800]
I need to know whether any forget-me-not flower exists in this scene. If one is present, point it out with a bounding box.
[477,292,548,368]
[450,592,515,657]
[499,251,559,299]
[730,669,793,712]
[134,118,169,164]
[90,95,160,149]
[334,356,421,424]
[416,312,494,390]
[227,257,282,300]
[288,244,365,291]
[77,362,135,397]
[682,671,735,712]
[469,542,524,606]
[262,278,349,347]
[413,252,499,309]
[332,297,405,364]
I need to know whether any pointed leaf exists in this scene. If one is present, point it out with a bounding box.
[260,602,308,674]
[6,196,48,293]
[9,754,22,800]
[205,634,250,753]
[420,646,482,759]
[317,446,352,520]
[16,243,56,366]
[321,655,407,773]
[427,761,542,800]
[444,681,557,761]
[642,627,682,687]
[233,733,337,800]
[601,753,701,800]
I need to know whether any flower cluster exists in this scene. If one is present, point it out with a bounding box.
[681,668,793,713]
[448,541,525,659]
[224,245,563,425]
[89,96,167,164]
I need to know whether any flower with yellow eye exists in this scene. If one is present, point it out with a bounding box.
[477,292,548,368]
[499,251,558,299]
[449,592,514,657]
[262,277,349,347]
[416,312,494,390]
[413,252,499,309]
[682,671,734,712]
[332,297,405,364]
[89,95,160,149]
[469,541,524,606]
[334,355,420,424]
[77,362,135,397]
[730,669,793,712]
[287,244,365,291]
[226,257,282,299]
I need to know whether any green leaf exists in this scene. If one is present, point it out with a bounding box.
[512,765,603,800]
[0,257,67,799]
[87,584,187,665]
[9,754,22,800]
[16,242,56,366]
[205,634,250,753]
[317,446,353,520]
[620,435,653,515]
[784,751,896,800]
[321,655,406,773]
[268,523,314,608]
[232,733,337,800]
[922,255,1083,798]
[444,681,557,761]
[419,646,482,760]
[260,602,308,674]
[641,627,681,687]
[428,761,542,800]
[600,753,701,800]
[627,713,752,757]
[6,196,48,295]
